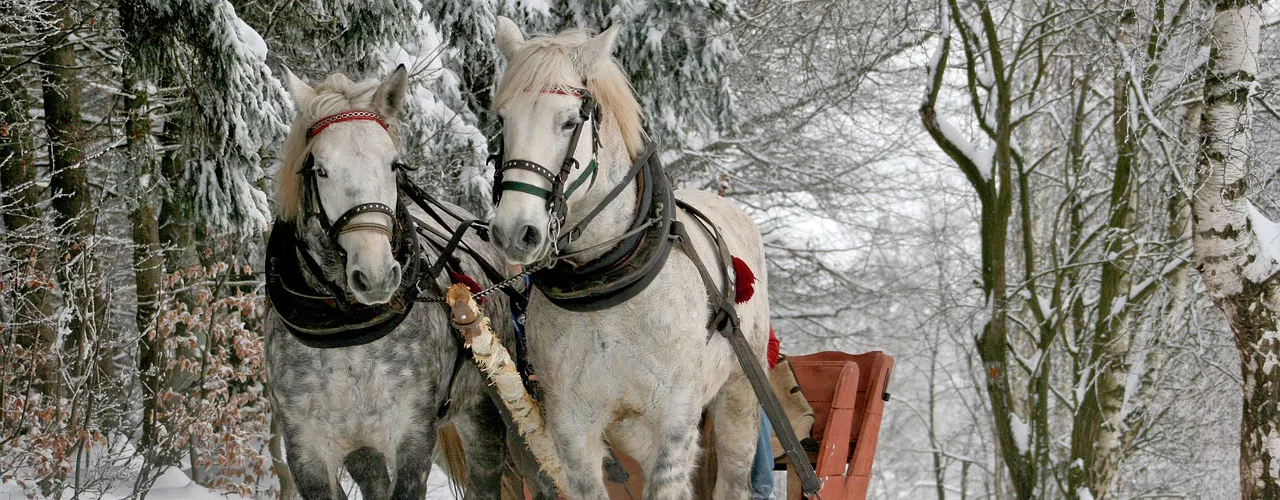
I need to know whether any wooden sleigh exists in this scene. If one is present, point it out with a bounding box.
[776,351,895,500]
[446,286,893,500]
[507,351,894,500]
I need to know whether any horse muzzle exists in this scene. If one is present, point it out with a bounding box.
[490,216,548,265]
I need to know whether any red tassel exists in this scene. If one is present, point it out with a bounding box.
[732,256,755,304]
[450,271,486,304]
[767,326,781,370]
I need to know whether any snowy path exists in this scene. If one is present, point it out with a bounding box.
[0,465,461,500]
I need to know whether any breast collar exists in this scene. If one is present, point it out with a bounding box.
[265,194,423,348]
[529,143,676,312]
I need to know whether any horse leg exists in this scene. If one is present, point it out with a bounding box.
[635,391,704,500]
[642,421,702,500]
[283,432,346,500]
[707,370,760,500]
[546,404,610,500]
[450,395,507,500]
[389,426,437,500]
[344,447,391,500]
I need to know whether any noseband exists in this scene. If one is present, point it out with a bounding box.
[491,85,602,237]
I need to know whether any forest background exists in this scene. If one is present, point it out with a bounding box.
[2,0,1280,499]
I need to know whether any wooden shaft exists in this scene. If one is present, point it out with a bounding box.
[446,284,569,497]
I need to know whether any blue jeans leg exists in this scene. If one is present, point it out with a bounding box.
[750,408,775,500]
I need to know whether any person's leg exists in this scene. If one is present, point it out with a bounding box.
[750,408,775,500]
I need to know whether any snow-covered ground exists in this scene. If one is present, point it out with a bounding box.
[0,465,460,500]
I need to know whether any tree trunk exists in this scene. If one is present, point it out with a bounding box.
[0,24,56,393]
[1069,11,1140,499]
[40,0,96,386]
[1190,1,1280,498]
[123,73,169,462]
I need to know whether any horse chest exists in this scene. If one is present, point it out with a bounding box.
[526,277,726,404]
[266,316,440,448]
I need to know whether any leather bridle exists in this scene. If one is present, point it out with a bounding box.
[265,109,424,347]
[491,85,603,248]
[301,111,399,249]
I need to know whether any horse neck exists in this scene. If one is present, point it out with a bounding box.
[561,116,638,262]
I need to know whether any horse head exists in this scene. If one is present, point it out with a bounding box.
[277,66,410,305]
[488,17,645,265]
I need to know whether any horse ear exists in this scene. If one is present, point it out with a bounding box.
[373,64,409,116]
[495,16,525,60]
[281,66,315,108]
[582,24,620,68]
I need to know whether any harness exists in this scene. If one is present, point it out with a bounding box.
[492,85,824,496]
[266,111,517,348]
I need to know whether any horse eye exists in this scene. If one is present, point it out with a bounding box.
[313,165,328,178]
[562,119,579,131]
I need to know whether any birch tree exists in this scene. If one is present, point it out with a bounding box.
[1190,1,1280,497]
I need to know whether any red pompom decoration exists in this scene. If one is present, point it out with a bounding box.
[732,256,755,304]
[767,327,781,370]
[450,271,486,304]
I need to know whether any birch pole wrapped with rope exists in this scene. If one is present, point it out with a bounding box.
[446,284,569,496]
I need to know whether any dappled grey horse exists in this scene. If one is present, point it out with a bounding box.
[264,66,523,500]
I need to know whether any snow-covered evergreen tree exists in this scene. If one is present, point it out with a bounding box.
[124,0,289,233]
[237,0,420,74]
[555,0,741,152]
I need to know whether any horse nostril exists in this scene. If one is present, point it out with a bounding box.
[351,269,371,293]
[519,224,541,248]
[387,262,402,286]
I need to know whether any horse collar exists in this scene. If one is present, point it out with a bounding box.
[265,197,423,349]
[531,143,675,312]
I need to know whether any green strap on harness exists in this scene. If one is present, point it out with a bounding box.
[500,181,552,200]
[503,159,597,202]
[564,159,598,200]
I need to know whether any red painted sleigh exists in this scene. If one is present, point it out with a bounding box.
[777,350,895,500]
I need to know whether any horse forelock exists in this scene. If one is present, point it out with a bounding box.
[495,28,645,160]
[275,74,401,223]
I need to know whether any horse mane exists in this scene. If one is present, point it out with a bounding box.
[494,28,645,160]
[275,73,401,222]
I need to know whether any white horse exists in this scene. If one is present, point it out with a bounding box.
[487,18,771,500]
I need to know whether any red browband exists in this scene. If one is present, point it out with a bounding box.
[541,85,589,98]
[306,111,389,140]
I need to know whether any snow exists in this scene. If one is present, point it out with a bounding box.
[1077,487,1095,500]
[936,115,992,180]
[1075,365,1092,406]
[1247,201,1280,267]
[1009,414,1029,455]
[231,16,268,61]
[0,465,460,500]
